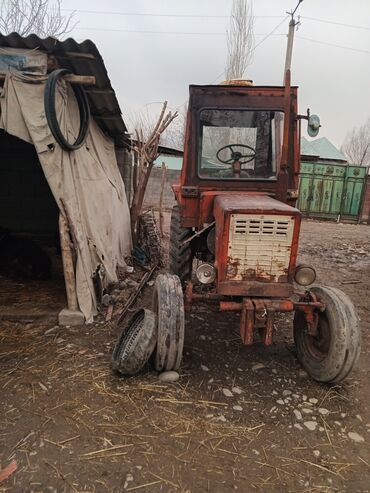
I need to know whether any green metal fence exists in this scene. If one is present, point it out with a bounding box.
[298,162,368,221]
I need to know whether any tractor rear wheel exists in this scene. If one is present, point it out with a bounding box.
[169,205,193,283]
[152,273,185,371]
[294,286,361,384]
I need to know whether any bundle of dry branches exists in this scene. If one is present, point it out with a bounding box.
[130,101,178,238]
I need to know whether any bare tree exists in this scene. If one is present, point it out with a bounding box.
[130,102,178,238]
[225,0,254,80]
[0,0,76,38]
[341,118,370,166]
[161,111,186,151]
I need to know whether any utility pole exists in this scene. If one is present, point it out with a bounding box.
[283,0,303,83]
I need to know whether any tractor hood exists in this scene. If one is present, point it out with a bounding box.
[214,194,300,216]
[213,194,301,297]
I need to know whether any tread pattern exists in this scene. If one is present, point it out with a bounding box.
[294,285,361,383]
[153,273,185,371]
[169,206,193,282]
[111,309,157,375]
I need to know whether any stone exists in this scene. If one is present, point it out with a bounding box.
[298,369,308,378]
[304,421,317,431]
[348,432,365,443]
[277,399,285,405]
[309,398,318,404]
[283,390,292,396]
[252,363,265,371]
[318,408,329,416]
[58,308,85,326]
[232,386,242,394]
[102,294,111,307]
[200,335,206,341]
[294,423,303,431]
[222,388,233,397]
[302,408,313,414]
[233,405,243,412]
[123,473,134,490]
[201,364,209,372]
[158,371,179,383]
[218,415,227,422]
[313,450,320,458]
[294,409,303,421]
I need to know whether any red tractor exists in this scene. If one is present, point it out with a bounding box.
[152,75,360,383]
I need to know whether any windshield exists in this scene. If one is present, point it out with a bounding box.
[198,109,284,180]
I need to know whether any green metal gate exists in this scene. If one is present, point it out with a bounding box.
[298,162,367,221]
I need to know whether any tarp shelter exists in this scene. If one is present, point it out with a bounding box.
[0,34,132,323]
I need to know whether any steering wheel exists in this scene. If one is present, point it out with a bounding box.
[216,144,256,165]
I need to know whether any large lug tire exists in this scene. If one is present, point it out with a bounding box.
[111,309,157,376]
[169,205,193,283]
[152,273,185,371]
[294,286,361,384]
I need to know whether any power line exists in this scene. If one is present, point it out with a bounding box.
[302,16,370,32]
[63,8,284,20]
[73,26,286,37]
[297,35,370,55]
[250,15,289,53]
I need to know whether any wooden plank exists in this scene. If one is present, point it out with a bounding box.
[0,73,95,85]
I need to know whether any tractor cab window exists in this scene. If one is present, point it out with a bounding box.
[198,109,284,180]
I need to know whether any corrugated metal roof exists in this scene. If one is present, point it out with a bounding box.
[301,136,347,163]
[0,32,129,147]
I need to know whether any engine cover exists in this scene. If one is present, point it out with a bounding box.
[213,195,301,297]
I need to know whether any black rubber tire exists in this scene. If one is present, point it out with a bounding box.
[169,205,193,283]
[152,273,185,371]
[44,68,91,151]
[294,286,361,384]
[111,309,157,376]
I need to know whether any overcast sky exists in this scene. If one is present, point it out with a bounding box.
[63,0,370,148]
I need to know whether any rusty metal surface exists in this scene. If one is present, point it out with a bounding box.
[219,296,325,346]
[175,83,299,227]
[212,194,301,293]
[0,32,128,147]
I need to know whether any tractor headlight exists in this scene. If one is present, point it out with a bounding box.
[294,264,316,286]
[195,263,217,284]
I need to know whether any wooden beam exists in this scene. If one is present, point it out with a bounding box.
[0,73,95,85]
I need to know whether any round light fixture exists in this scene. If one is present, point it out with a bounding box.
[195,263,217,284]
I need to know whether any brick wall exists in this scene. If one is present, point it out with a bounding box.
[0,131,59,235]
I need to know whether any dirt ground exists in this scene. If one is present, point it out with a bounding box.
[0,218,369,493]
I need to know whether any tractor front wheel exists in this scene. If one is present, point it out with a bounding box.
[294,286,361,384]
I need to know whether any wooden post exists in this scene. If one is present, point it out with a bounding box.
[59,213,78,311]
[159,162,167,237]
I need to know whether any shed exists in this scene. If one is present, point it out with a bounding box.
[0,33,132,324]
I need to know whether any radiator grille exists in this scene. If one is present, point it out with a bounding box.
[227,214,295,281]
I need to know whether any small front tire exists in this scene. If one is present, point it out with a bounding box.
[294,286,361,384]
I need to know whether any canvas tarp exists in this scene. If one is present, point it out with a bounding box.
[0,72,132,322]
